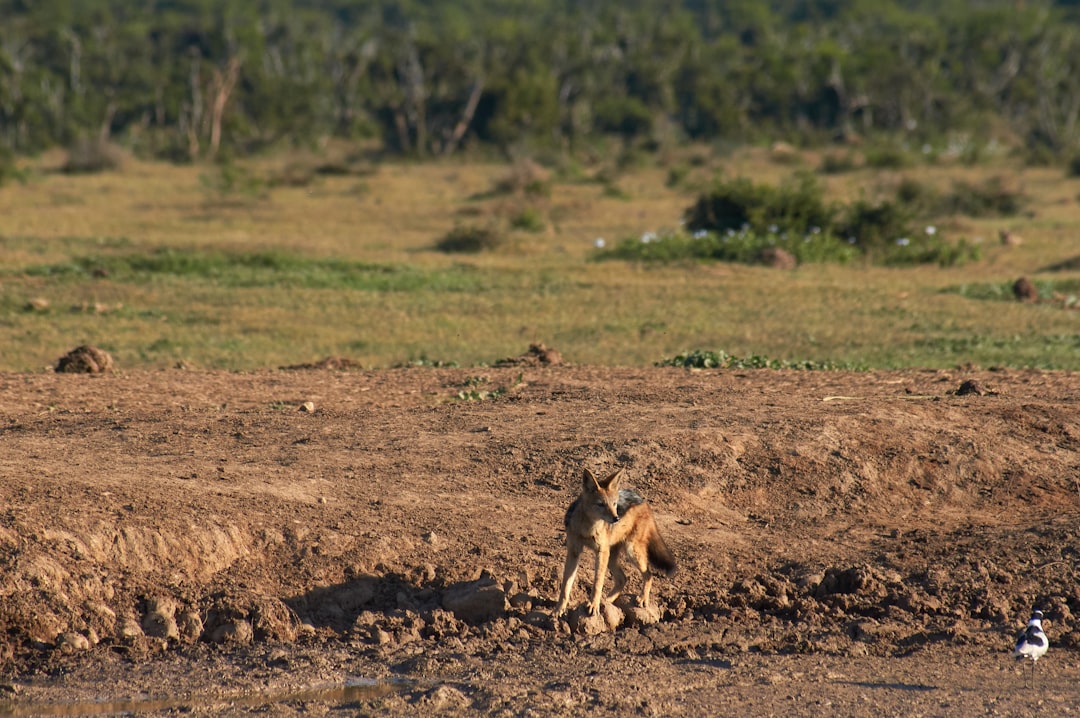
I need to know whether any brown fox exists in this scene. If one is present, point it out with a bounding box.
[554,467,676,618]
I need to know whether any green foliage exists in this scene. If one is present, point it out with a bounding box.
[435,225,505,253]
[656,349,860,371]
[457,371,503,399]
[946,278,1080,302]
[684,173,837,237]
[199,162,268,203]
[938,176,1026,217]
[864,143,913,170]
[1068,154,1080,178]
[596,228,859,266]
[509,207,545,233]
[0,146,28,186]
[395,356,459,368]
[4,1,1080,160]
[614,174,981,267]
[17,248,488,292]
[818,152,859,174]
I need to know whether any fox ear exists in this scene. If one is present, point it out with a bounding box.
[583,468,601,491]
[599,468,624,490]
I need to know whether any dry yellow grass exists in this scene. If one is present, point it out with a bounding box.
[1,146,1078,371]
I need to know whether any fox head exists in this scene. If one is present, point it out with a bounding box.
[582,467,624,523]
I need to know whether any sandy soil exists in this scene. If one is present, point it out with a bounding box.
[1,361,1079,716]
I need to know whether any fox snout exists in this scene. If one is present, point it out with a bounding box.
[596,501,619,523]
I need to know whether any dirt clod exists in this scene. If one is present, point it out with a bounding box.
[1013,276,1038,302]
[55,345,114,373]
[494,343,563,366]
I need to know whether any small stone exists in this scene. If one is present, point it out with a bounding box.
[1013,277,1038,302]
[55,345,114,373]
[117,617,144,640]
[299,401,316,413]
[177,610,204,643]
[56,632,90,653]
[209,620,253,645]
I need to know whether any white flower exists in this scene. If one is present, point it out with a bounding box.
[640,231,657,243]
[925,225,936,236]
[896,237,910,246]
[768,224,778,234]
[593,238,606,248]
[694,229,709,239]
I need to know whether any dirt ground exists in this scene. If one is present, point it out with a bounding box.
[1,361,1079,716]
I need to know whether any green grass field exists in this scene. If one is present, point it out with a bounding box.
[2,145,1079,371]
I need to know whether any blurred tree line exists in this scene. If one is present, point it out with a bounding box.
[3,0,1080,161]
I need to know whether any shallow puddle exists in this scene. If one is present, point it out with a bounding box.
[0,677,407,716]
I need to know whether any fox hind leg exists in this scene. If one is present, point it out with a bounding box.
[607,552,629,604]
[625,541,654,608]
[554,543,583,617]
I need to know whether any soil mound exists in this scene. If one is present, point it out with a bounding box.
[54,345,114,373]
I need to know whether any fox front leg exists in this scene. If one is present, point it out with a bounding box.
[588,544,611,615]
[554,543,583,617]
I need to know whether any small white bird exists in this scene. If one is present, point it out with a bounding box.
[1013,609,1048,688]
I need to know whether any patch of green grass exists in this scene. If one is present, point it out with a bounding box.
[16,248,490,293]
[435,225,504,253]
[944,278,1080,302]
[595,228,860,265]
[510,207,545,232]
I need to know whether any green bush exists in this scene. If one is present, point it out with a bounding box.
[596,227,858,266]
[601,173,979,267]
[818,151,858,174]
[684,173,837,237]
[435,224,504,253]
[939,176,1026,217]
[0,146,28,187]
[656,349,859,370]
[1067,154,1080,178]
[864,143,912,169]
[510,207,545,232]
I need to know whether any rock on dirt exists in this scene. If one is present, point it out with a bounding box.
[441,573,508,624]
[1013,276,1038,302]
[494,343,563,366]
[54,345,114,373]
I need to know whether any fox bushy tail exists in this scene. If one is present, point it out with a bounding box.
[647,533,677,577]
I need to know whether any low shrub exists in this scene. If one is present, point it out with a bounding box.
[603,173,979,267]
[939,175,1026,217]
[509,207,545,232]
[818,151,859,174]
[62,138,124,174]
[435,224,504,253]
[656,349,859,370]
[684,173,837,238]
[1068,154,1080,178]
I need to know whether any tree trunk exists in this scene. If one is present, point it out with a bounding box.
[209,57,242,159]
